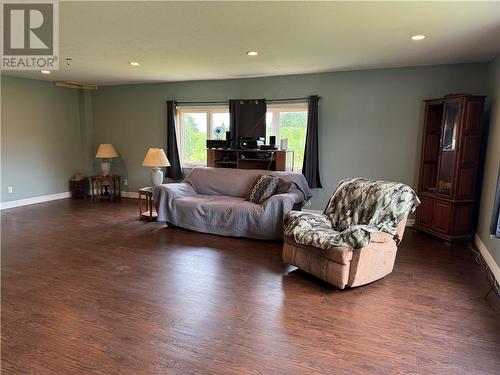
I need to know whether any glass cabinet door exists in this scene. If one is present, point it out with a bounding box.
[437,101,460,196]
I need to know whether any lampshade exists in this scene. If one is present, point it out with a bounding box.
[142,148,170,167]
[96,144,118,158]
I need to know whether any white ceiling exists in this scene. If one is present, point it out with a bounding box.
[3,1,500,85]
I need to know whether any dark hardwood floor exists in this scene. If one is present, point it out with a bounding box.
[2,199,499,374]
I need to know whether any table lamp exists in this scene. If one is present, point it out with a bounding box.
[142,148,170,186]
[96,144,119,176]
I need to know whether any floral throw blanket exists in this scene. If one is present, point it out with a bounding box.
[284,178,420,250]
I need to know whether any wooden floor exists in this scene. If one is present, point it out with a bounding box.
[2,199,499,374]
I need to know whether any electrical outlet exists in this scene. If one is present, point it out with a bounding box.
[7,186,13,194]
[123,179,128,186]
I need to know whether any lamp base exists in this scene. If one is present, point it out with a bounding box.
[101,161,111,176]
[151,167,164,186]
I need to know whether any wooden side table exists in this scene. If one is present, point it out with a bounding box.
[91,175,121,202]
[138,187,157,221]
[70,177,90,199]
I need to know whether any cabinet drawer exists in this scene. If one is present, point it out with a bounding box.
[432,200,452,234]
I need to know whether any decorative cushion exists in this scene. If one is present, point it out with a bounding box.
[247,175,280,204]
[276,179,292,194]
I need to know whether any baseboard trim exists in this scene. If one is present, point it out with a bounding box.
[0,192,71,210]
[474,234,500,284]
[302,209,415,227]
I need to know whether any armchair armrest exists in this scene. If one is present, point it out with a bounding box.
[284,215,385,250]
[284,210,332,229]
[337,224,380,249]
[284,211,334,247]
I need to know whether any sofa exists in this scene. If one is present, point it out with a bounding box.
[283,178,420,289]
[153,167,312,240]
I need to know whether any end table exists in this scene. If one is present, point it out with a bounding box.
[138,187,157,221]
[91,175,121,202]
[70,177,90,199]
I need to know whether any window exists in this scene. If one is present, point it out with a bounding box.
[177,106,229,166]
[266,103,308,171]
[177,103,308,170]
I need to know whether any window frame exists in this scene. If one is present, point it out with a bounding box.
[266,102,308,172]
[266,102,308,143]
[176,105,229,167]
[176,102,308,169]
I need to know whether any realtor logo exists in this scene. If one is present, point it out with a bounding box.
[2,0,59,70]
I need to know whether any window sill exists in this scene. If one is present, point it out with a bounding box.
[182,163,206,169]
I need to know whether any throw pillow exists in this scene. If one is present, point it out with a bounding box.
[276,178,292,194]
[247,175,280,204]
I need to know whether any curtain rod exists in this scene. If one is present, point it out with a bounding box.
[175,96,320,105]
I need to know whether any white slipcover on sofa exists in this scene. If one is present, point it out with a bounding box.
[153,167,312,239]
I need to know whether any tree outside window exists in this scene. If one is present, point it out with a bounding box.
[178,107,229,166]
[267,104,308,171]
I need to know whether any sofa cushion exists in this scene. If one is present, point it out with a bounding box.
[172,194,266,231]
[182,167,313,200]
[174,194,253,214]
[247,175,280,204]
[185,168,261,197]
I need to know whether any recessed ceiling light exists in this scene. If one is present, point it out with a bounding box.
[129,62,140,66]
[411,34,426,41]
[41,70,50,74]
[246,51,259,56]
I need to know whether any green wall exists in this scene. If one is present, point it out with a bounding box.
[477,55,500,266]
[1,76,82,202]
[93,63,490,209]
[2,61,497,270]
[2,61,498,268]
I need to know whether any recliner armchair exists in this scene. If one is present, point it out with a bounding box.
[283,178,420,289]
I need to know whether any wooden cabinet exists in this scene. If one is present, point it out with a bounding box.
[416,196,433,228]
[431,199,452,234]
[207,149,291,171]
[415,95,485,242]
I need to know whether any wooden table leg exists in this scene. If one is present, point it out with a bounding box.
[148,195,153,221]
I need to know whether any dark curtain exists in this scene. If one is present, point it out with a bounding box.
[490,165,500,237]
[229,99,238,147]
[229,99,267,144]
[302,95,322,188]
[165,101,183,180]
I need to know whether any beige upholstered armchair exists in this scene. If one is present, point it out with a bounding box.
[283,178,420,289]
